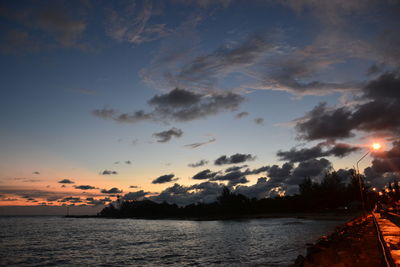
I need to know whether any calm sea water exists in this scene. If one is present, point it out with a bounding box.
[0,216,346,266]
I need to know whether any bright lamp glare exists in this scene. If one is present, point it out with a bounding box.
[372,143,381,150]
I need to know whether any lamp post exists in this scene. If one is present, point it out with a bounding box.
[356,143,381,212]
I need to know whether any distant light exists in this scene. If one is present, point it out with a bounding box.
[372,143,381,150]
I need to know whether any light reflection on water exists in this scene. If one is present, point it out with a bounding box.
[0,216,345,266]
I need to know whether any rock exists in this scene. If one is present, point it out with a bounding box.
[294,255,305,267]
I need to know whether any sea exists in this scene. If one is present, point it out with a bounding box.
[0,216,347,266]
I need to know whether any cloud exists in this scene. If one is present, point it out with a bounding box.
[264,162,293,186]
[295,103,354,140]
[0,30,39,54]
[0,187,102,202]
[364,166,400,189]
[58,179,75,184]
[248,165,270,175]
[231,159,330,195]
[211,170,250,186]
[32,171,40,175]
[141,28,277,92]
[101,170,118,175]
[172,34,274,91]
[150,182,226,206]
[22,196,36,201]
[192,169,219,180]
[148,88,245,122]
[235,159,331,196]
[93,88,244,124]
[125,160,132,164]
[184,138,216,149]
[141,15,376,97]
[69,88,97,95]
[191,164,269,187]
[280,0,377,26]
[105,0,170,45]
[288,158,331,185]
[129,185,139,188]
[188,159,209,168]
[33,8,86,47]
[10,178,42,183]
[296,72,400,141]
[0,4,87,49]
[254,118,264,125]
[101,187,123,194]
[174,0,232,9]
[277,146,324,163]
[235,177,276,199]
[148,158,334,205]
[214,153,256,165]
[22,179,41,183]
[149,87,202,107]
[59,197,82,203]
[123,190,148,201]
[235,112,249,119]
[277,142,360,162]
[74,185,96,190]
[247,23,399,96]
[92,109,152,123]
[225,165,248,173]
[0,197,18,201]
[152,174,178,184]
[86,197,111,206]
[140,24,362,96]
[364,141,400,188]
[328,142,360,157]
[367,64,384,76]
[153,127,183,143]
[46,196,61,202]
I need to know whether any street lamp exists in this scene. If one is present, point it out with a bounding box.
[357,143,381,173]
[356,143,381,211]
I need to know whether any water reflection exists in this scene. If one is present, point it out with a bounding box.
[0,216,346,266]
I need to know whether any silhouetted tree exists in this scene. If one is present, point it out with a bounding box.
[98,171,371,219]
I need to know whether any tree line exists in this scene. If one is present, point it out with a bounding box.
[98,170,399,219]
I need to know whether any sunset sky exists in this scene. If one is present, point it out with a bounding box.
[1,0,399,212]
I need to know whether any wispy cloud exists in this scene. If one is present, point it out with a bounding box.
[74,185,96,190]
[105,0,171,45]
[254,118,264,125]
[101,170,118,175]
[153,127,183,143]
[235,112,249,119]
[185,138,216,149]
[0,3,87,51]
[188,160,209,168]
[101,187,123,194]
[93,88,244,124]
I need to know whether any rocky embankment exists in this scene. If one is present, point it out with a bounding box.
[292,214,385,267]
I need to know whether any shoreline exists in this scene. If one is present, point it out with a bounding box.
[65,211,358,221]
[291,213,387,266]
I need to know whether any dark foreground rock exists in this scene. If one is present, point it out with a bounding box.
[291,214,385,267]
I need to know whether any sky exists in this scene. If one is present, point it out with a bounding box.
[0,0,400,214]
